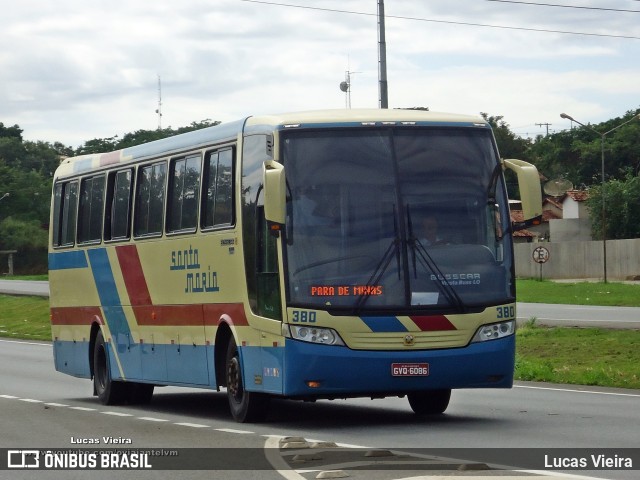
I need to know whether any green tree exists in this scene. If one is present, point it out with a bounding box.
[0,217,48,250]
[586,173,640,240]
[481,113,531,159]
[528,109,640,189]
[75,120,221,155]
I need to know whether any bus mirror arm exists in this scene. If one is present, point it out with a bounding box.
[263,160,286,225]
[502,158,543,232]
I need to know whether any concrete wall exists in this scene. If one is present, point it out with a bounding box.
[515,238,640,280]
[549,218,592,242]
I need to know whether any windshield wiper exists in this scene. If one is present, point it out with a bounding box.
[406,205,467,313]
[352,210,401,313]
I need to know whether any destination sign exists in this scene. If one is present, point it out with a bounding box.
[309,285,383,296]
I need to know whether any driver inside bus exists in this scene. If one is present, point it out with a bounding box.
[419,215,444,246]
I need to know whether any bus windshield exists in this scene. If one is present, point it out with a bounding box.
[282,127,514,313]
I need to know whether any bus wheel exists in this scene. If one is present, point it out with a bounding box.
[93,330,127,405]
[225,337,270,423]
[408,389,451,415]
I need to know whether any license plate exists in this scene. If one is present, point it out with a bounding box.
[391,363,429,377]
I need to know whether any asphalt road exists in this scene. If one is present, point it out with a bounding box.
[0,279,49,296]
[517,303,640,329]
[1,339,638,480]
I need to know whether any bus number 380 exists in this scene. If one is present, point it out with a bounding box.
[291,310,317,323]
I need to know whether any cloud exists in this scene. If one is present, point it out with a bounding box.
[2,0,639,145]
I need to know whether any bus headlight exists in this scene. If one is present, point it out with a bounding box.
[289,325,345,346]
[471,320,515,343]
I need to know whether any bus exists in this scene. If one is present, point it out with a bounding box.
[48,109,542,422]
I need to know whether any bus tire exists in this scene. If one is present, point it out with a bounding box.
[93,330,127,405]
[225,337,270,423]
[408,389,451,415]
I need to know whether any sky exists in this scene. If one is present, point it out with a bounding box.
[2,0,639,147]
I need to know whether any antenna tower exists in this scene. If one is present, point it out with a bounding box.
[155,75,163,130]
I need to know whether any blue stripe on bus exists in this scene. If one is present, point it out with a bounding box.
[360,316,408,332]
[73,157,95,173]
[48,250,88,270]
[87,248,131,339]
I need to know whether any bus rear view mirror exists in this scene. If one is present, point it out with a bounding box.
[503,158,542,231]
[263,160,286,225]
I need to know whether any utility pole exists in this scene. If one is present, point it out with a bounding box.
[536,122,552,136]
[378,0,388,109]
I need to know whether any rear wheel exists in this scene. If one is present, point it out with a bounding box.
[225,337,270,423]
[93,330,127,405]
[408,389,451,415]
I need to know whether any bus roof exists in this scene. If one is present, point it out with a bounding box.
[54,109,488,179]
[246,109,487,130]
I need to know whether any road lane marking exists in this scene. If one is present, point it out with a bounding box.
[69,406,97,411]
[19,398,43,403]
[174,422,210,428]
[102,411,134,417]
[0,394,18,399]
[44,402,69,407]
[515,384,640,397]
[0,339,51,347]
[215,428,254,434]
[138,417,169,422]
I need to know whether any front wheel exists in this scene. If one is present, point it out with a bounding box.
[407,389,451,415]
[93,330,127,405]
[225,337,270,423]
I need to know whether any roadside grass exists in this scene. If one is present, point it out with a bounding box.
[515,321,640,389]
[0,295,51,341]
[516,279,640,307]
[2,274,48,281]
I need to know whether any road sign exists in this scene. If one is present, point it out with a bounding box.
[532,246,550,264]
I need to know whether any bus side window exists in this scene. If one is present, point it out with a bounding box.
[134,161,167,237]
[242,134,281,320]
[167,154,201,233]
[202,148,234,229]
[78,174,105,244]
[53,180,78,247]
[256,204,282,320]
[104,169,133,241]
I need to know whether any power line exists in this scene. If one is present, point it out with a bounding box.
[238,0,640,40]
[487,0,640,14]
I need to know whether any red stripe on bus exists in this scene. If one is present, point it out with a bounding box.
[99,151,121,166]
[116,245,152,306]
[51,306,103,325]
[51,303,249,328]
[409,315,457,331]
[132,305,203,326]
[204,303,249,326]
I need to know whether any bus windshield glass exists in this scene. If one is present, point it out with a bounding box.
[282,127,513,313]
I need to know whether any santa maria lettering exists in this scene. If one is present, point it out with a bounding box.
[169,247,220,294]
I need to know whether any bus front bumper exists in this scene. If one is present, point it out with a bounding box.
[281,335,515,398]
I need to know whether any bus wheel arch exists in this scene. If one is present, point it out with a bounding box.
[89,322,101,385]
[92,328,127,405]
[214,321,233,388]
[224,335,270,423]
